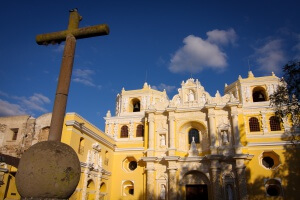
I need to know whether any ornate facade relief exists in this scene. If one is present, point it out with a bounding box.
[170,78,211,108]
[156,119,168,150]
[113,123,118,139]
[260,112,269,134]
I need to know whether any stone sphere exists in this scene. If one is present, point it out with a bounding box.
[16,141,81,199]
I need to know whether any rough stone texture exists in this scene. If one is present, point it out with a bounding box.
[0,113,52,158]
[15,141,80,199]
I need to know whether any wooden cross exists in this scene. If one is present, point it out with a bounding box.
[36,9,109,142]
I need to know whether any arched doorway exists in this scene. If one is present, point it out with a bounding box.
[180,171,210,200]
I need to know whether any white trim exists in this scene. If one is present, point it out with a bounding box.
[114,147,145,152]
[246,133,285,138]
[65,120,115,150]
[247,141,300,147]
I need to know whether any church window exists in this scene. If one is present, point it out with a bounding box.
[131,98,140,112]
[11,128,18,140]
[122,180,134,196]
[78,137,85,154]
[136,124,144,137]
[100,182,107,194]
[252,87,267,102]
[260,151,281,170]
[269,116,281,131]
[121,125,129,138]
[129,161,137,171]
[262,156,274,169]
[188,128,200,144]
[265,179,282,197]
[249,117,260,132]
[87,179,96,199]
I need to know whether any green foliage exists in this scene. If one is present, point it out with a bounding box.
[270,60,300,129]
[283,60,300,100]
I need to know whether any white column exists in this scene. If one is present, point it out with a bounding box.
[168,115,175,155]
[146,164,155,200]
[95,170,103,200]
[208,108,217,154]
[148,113,155,156]
[230,106,242,154]
[81,168,89,200]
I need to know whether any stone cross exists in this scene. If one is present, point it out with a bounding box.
[36,9,109,141]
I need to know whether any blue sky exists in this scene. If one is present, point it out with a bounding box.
[1,0,300,130]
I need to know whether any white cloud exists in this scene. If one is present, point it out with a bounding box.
[0,92,50,117]
[169,34,228,73]
[0,99,26,116]
[152,83,176,93]
[206,28,237,45]
[73,69,94,79]
[254,39,286,73]
[73,69,101,89]
[53,44,65,52]
[13,93,51,112]
[73,78,96,87]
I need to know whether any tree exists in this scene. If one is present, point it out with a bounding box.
[270,60,300,131]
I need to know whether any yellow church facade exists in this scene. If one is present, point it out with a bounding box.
[0,71,299,200]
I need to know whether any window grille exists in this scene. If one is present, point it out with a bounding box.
[270,116,281,131]
[136,125,144,137]
[249,117,260,132]
[121,125,129,138]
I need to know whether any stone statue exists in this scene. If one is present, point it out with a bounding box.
[222,130,229,144]
[188,137,199,157]
[176,95,181,105]
[201,93,206,103]
[160,135,166,147]
[188,90,195,101]
[160,184,166,200]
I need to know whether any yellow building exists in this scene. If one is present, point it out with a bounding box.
[0,113,115,200]
[0,71,299,200]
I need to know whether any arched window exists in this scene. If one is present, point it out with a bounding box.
[252,87,267,102]
[136,124,144,137]
[249,117,260,132]
[100,182,107,199]
[121,125,129,138]
[131,98,140,112]
[265,179,282,197]
[78,137,85,154]
[87,180,96,199]
[122,180,134,196]
[188,128,200,144]
[269,116,281,131]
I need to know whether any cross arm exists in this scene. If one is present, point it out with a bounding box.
[36,24,110,45]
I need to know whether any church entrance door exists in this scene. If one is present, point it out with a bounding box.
[186,184,208,200]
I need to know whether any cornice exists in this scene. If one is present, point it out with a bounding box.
[247,141,300,147]
[114,147,145,152]
[65,120,115,150]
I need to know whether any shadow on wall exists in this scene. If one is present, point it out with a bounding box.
[246,132,300,200]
